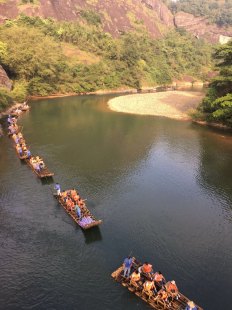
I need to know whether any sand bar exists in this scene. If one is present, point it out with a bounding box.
[108,91,204,120]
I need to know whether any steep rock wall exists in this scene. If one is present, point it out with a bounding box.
[0,0,174,37]
[174,12,232,44]
[0,65,12,90]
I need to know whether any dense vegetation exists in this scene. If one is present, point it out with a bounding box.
[196,41,232,126]
[165,0,232,26]
[0,14,212,111]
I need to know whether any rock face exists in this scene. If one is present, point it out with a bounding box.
[0,65,12,90]
[174,12,232,44]
[0,0,174,37]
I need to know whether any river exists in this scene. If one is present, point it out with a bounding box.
[0,94,232,310]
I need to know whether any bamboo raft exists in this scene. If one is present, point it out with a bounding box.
[111,258,203,310]
[25,157,54,179]
[54,190,102,230]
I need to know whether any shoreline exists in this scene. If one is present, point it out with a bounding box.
[108,91,204,121]
[1,87,231,133]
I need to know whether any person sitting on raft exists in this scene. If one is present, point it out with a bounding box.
[185,301,197,310]
[27,150,31,159]
[54,183,61,196]
[130,270,141,288]
[78,198,85,207]
[165,280,180,300]
[66,198,74,211]
[39,160,45,170]
[123,256,133,278]
[155,288,169,305]
[73,192,80,203]
[70,189,77,198]
[138,262,153,276]
[35,162,41,172]
[153,271,166,288]
[16,144,23,156]
[142,279,156,298]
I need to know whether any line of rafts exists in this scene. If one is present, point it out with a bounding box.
[112,258,203,310]
[7,108,54,179]
[7,105,102,230]
[54,189,102,230]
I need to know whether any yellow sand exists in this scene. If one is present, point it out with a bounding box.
[108,91,204,120]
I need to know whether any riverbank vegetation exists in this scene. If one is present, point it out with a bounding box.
[193,41,232,126]
[0,14,213,111]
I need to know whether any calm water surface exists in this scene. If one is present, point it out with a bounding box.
[0,94,232,310]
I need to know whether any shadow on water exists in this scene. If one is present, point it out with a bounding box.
[82,226,103,244]
[40,176,54,186]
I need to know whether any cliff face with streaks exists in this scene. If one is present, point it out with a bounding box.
[174,12,232,44]
[0,0,231,42]
[0,0,174,37]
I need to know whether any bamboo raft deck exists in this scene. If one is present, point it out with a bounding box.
[54,191,102,230]
[111,258,203,310]
[25,158,54,179]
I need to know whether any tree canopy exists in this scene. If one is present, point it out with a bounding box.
[198,41,232,126]
[0,15,213,110]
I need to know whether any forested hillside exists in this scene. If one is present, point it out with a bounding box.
[165,0,232,26]
[196,41,232,126]
[0,15,212,111]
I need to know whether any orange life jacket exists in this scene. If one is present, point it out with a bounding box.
[167,283,177,293]
[155,273,163,282]
[143,264,152,273]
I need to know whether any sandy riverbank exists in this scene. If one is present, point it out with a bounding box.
[108,91,204,120]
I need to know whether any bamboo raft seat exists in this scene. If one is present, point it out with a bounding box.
[111,258,203,310]
[26,156,54,178]
[54,189,102,230]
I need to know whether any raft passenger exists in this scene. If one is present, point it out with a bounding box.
[54,183,61,196]
[130,270,141,287]
[123,256,133,278]
[165,280,180,300]
[138,262,153,275]
[185,301,197,310]
[143,279,156,298]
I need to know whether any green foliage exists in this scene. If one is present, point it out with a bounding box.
[0,15,213,103]
[0,87,13,112]
[80,10,101,26]
[0,41,7,62]
[199,41,232,126]
[166,0,232,26]
[11,80,28,101]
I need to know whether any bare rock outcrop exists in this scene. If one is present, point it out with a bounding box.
[174,12,232,44]
[0,0,174,37]
[0,65,12,90]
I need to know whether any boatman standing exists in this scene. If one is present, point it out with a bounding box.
[54,183,61,196]
[123,256,133,278]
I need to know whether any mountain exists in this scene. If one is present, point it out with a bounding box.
[0,0,174,37]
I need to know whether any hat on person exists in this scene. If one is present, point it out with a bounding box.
[187,301,196,308]
[171,280,176,284]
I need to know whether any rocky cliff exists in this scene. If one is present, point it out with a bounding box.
[174,12,232,44]
[0,65,12,90]
[0,0,174,37]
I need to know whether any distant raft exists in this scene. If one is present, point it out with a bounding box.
[54,189,102,230]
[26,156,54,179]
[111,257,203,310]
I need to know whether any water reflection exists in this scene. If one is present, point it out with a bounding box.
[197,127,232,213]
